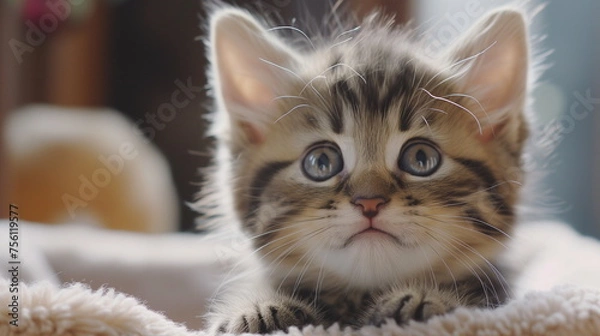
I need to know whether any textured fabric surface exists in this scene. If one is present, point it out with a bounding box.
[2,280,600,336]
[1,221,600,335]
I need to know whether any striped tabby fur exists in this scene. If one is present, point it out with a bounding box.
[200,5,532,334]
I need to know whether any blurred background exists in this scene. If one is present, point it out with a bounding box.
[0,0,598,236]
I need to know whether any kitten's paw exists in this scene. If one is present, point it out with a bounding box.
[366,288,457,326]
[210,298,320,334]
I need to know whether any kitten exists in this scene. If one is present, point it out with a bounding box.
[200,4,531,334]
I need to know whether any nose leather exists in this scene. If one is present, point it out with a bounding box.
[352,197,388,218]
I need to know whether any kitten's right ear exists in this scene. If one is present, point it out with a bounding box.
[210,9,299,144]
[444,8,529,143]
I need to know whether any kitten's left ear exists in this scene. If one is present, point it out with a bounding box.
[445,9,529,143]
[210,8,300,144]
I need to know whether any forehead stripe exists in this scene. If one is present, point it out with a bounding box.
[380,74,408,116]
[332,79,359,109]
[329,102,344,134]
[359,71,383,115]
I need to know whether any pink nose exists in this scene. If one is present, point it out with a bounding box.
[352,197,388,219]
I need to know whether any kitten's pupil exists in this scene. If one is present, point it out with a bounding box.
[317,153,330,172]
[416,150,427,167]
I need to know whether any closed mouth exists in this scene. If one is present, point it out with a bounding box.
[342,227,400,248]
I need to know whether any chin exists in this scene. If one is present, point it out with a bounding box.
[318,238,436,289]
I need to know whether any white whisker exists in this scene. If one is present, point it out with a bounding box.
[336,62,367,84]
[299,75,327,95]
[423,231,459,297]
[444,93,490,123]
[419,88,482,134]
[423,41,497,89]
[421,115,434,137]
[328,36,354,50]
[274,104,314,123]
[259,58,306,83]
[268,26,316,50]
[334,26,361,40]
[427,108,448,115]
[271,95,307,103]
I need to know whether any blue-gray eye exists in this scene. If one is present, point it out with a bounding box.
[399,140,441,177]
[302,144,343,181]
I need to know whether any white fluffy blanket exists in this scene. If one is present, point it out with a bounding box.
[2,221,600,336]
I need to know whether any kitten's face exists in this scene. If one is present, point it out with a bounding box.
[210,9,529,289]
